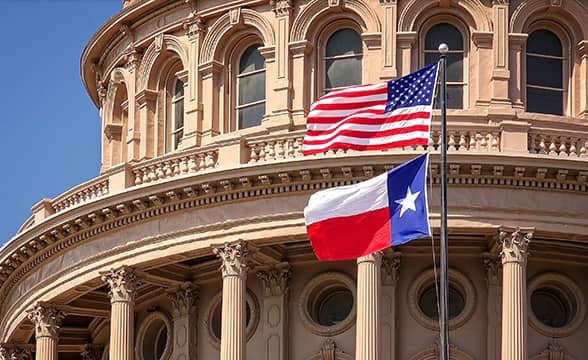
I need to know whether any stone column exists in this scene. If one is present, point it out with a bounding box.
[381,253,400,360]
[484,255,502,360]
[26,303,66,360]
[256,264,292,360]
[166,282,200,360]
[101,266,141,360]
[355,252,382,360]
[213,242,249,360]
[500,228,533,360]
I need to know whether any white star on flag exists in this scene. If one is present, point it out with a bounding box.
[394,187,421,217]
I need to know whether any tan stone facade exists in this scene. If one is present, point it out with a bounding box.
[2,0,588,359]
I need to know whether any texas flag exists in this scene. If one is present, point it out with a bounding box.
[304,153,431,260]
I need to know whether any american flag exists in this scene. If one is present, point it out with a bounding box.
[302,63,439,155]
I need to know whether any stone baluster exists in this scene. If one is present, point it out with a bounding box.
[101,266,141,360]
[166,283,200,360]
[356,251,382,360]
[500,228,533,360]
[256,264,292,360]
[213,242,249,360]
[381,253,400,360]
[484,255,502,360]
[26,303,66,360]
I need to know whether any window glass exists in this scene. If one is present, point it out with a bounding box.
[238,44,265,129]
[314,288,354,326]
[324,29,362,92]
[424,23,465,109]
[419,285,465,320]
[142,318,168,360]
[526,30,563,115]
[531,288,570,328]
[172,79,184,150]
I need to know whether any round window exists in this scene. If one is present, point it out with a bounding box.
[418,285,465,321]
[531,287,571,328]
[311,287,354,326]
[136,312,171,360]
[206,289,260,347]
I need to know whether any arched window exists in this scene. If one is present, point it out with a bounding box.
[424,23,465,109]
[324,29,363,93]
[172,79,184,150]
[237,44,266,129]
[526,29,564,115]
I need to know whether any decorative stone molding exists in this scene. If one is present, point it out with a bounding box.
[100,266,142,303]
[256,264,292,297]
[398,0,491,32]
[409,340,474,360]
[81,345,104,360]
[500,228,533,265]
[305,339,353,360]
[213,242,249,278]
[381,252,400,286]
[26,303,66,339]
[166,282,200,317]
[184,17,206,41]
[270,0,293,16]
[527,272,586,338]
[530,341,575,360]
[0,346,32,360]
[137,34,189,91]
[407,268,476,331]
[298,271,356,336]
[483,255,501,286]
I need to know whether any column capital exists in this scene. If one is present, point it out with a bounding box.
[483,254,501,286]
[357,251,383,265]
[166,282,200,317]
[381,252,401,286]
[270,0,293,16]
[256,263,292,297]
[100,266,142,303]
[213,242,249,278]
[184,17,206,41]
[0,345,32,360]
[81,345,104,360]
[26,303,66,339]
[500,228,533,265]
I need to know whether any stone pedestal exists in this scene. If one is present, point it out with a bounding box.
[27,303,65,360]
[356,252,382,360]
[500,229,533,360]
[101,266,141,360]
[214,242,249,360]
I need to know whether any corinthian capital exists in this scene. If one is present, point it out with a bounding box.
[100,266,142,303]
[500,228,533,265]
[381,253,401,286]
[0,346,32,360]
[256,264,292,297]
[270,0,293,16]
[166,282,200,317]
[26,303,66,339]
[213,242,249,278]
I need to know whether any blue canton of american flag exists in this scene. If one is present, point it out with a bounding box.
[303,63,439,155]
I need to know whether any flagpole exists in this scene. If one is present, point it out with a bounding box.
[438,43,450,360]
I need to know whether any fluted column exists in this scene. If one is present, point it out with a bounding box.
[213,242,249,360]
[101,266,141,360]
[166,283,200,360]
[356,251,382,360]
[257,264,292,360]
[500,228,533,360]
[381,253,400,360]
[27,303,66,360]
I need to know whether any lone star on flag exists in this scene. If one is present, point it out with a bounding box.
[394,187,421,217]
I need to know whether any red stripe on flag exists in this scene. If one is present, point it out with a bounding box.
[304,125,430,143]
[306,112,431,131]
[311,100,386,111]
[306,207,391,261]
[302,137,429,155]
[316,86,388,102]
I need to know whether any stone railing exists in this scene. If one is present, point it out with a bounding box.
[51,175,110,213]
[131,146,219,186]
[528,132,588,158]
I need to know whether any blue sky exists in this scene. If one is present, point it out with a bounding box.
[0,1,121,240]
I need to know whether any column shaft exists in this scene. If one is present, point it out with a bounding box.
[356,252,381,360]
[36,337,57,360]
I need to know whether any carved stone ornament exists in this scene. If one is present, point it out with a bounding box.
[492,0,509,5]
[184,17,206,41]
[100,266,142,303]
[500,228,533,265]
[0,346,32,360]
[270,0,293,16]
[166,282,200,317]
[213,242,249,278]
[124,47,142,72]
[80,345,104,360]
[529,341,572,360]
[321,339,336,360]
[256,264,292,297]
[381,253,401,286]
[483,255,501,286]
[26,303,66,339]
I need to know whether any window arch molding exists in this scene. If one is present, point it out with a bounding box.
[315,18,365,97]
[138,34,189,93]
[419,15,470,109]
[523,20,572,116]
[399,0,491,33]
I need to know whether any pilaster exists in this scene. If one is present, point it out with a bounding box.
[135,89,158,160]
[101,266,141,360]
[484,254,502,360]
[381,253,400,360]
[27,303,65,360]
[397,32,417,76]
[472,31,493,107]
[500,228,533,360]
[288,40,312,127]
[182,16,206,148]
[213,242,249,360]
[199,61,223,143]
[577,41,588,119]
[356,251,382,360]
[491,0,511,107]
[508,33,528,109]
[380,0,398,79]
[256,263,292,360]
[166,282,200,360]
